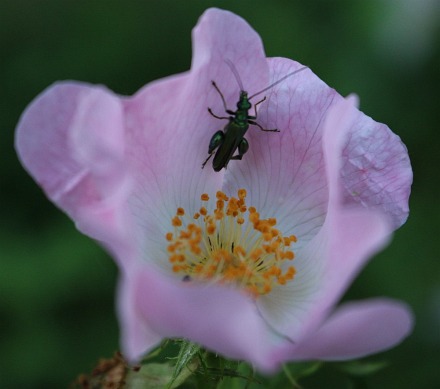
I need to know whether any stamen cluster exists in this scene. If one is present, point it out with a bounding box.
[166,189,297,297]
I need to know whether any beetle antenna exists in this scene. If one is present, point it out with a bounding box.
[224,59,244,91]
[249,66,308,100]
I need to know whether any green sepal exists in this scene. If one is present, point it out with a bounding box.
[167,340,201,388]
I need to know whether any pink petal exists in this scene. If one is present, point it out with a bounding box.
[15,82,137,265]
[257,96,393,341]
[292,96,409,338]
[342,110,412,228]
[278,299,413,361]
[121,262,278,372]
[117,268,163,362]
[257,205,391,341]
[16,82,124,203]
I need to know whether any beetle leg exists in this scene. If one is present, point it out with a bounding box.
[231,137,249,160]
[252,96,267,117]
[248,120,279,132]
[202,130,225,169]
[208,130,225,153]
[202,152,215,168]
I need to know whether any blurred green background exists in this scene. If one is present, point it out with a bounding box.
[1,0,439,387]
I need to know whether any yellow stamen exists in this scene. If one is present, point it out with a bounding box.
[166,189,297,297]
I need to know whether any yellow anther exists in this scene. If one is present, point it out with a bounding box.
[249,212,259,223]
[176,207,185,216]
[270,241,280,250]
[179,231,190,240]
[187,223,199,232]
[283,251,294,260]
[173,264,188,272]
[263,232,272,241]
[278,276,287,285]
[216,191,229,201]
[238,188,247,199]
[271,229,279,237]
[285,266,296,279]
[257,223,270,233]
[172,216,182,227]
[190,245,201,255]
[207,223,216,235]
[250,248,263,261]
[201,193,209,201]
[214,210,224,220]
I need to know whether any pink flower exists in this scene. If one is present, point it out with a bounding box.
[15,8,413,372]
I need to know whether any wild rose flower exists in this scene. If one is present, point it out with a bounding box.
[15,8,412,372]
